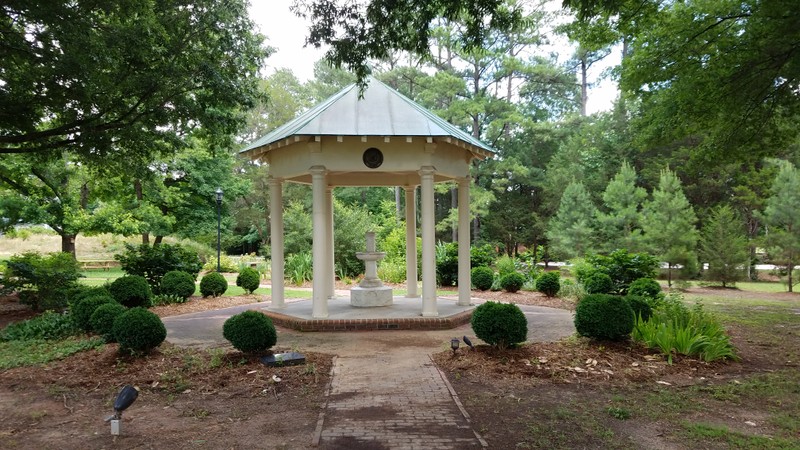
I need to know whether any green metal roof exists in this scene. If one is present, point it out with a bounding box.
[241,77,495,157]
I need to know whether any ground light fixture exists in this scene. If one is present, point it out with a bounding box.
[451,337,460,355]
[215,187,223,272]
[105,384,139,435]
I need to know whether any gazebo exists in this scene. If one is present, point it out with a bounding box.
[240,77,494,319]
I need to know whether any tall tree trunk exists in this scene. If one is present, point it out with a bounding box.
[395,186,402,220]
[154,235,164,246]
[134,179,150,244]
[61,233,77,257]
[789,262,794,293]
[580,54,588,116]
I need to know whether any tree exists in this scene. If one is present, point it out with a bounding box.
[700,205,749,287]
[546,180,598,260]
[641,168,698,287]
[1,0,266,163]
[762,161,800,292]
[596,161,646,253]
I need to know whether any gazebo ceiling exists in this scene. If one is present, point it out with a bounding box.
[240,77,495,174]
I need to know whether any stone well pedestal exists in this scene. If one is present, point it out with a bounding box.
[350,232,393,307]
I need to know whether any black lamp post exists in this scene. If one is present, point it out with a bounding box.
[215,187,223,272]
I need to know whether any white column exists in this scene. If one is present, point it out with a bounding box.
[326,187,335,299]
[268,176,285,309]
[419,167,438,317]
[404,186,418,298]
[310,166,328,318]
[457,177,471,306]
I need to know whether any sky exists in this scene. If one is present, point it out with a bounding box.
[248,0,620,114]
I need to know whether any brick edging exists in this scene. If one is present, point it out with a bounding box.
[263,310,473,332]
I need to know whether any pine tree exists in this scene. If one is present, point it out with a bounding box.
[641,168,699,287]
[546,181,598,260]
[700,205,748,287]
[597,161,647,253]
[763,161,800,292]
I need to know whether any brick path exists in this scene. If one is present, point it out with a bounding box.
[315,349,486,449]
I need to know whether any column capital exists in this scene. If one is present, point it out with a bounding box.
[309,165,327,177]
[267,175,283,186]
[418,166,436,177]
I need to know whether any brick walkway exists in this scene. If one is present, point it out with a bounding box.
[315,349,486,449]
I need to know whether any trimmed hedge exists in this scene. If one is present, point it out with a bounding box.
[71,295,116,332]
[500,272,525,293]
[112,307,167,354]
[90,302,128,341]
[574,294,635,341]
[624,295,653,322]
[160,271,196,300]
[470,301,528,349]
[236,267,261,294]
[471,266,495,291]
[200,272,228,297]
[223,311,277,353]
[535,271,560,297]
[584,272,613,294]
[108,275,152,308]
[628,278,662,300]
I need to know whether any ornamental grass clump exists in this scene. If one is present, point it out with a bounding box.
[574,294,635,341]
[470,301,528,350]
[471,266,495,291]
[200,272,228,297]
[112,307,167,354]
[236,267,261,294]
[223,311,277,353]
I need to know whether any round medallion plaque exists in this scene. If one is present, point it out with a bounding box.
[362,147,383,169]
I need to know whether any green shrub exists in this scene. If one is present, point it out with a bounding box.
[582,250,659,294]
[495,255,517,277]
[1,310,79,341]
[2,252,82,311]
[574,294,635,341]
[200,272,228,297]
[236,267,261,294]
[113,307,167,354]
[202,254,238,273]
[377,259,407,284]
[471,266,495,291]
[71,295,116,332]
[161,271,197,300]
[89,303,127,341]
[108,275,152,308]
[333,198,376,278]
[223,311,277,353]
[115,243,202,294]
[470,301,528,349]
[628,278,663,301]
[535,271,561,297]
[624,295,653,322]
[557,278,586,302]
[435,242,459,287]
[500,272,525,293]
[66,286,111,308]
[285,252,312,285]
[584,272,613,294]
[470,244,496,269]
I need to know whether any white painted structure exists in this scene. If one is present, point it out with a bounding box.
[241,78,494,318]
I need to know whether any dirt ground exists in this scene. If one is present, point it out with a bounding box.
[0,286,797,449]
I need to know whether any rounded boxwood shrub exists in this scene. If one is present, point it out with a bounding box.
[200,272,228,297]
[470,301,528,349]
[535,271,561,297]
[584,272,613,294]
[89,302,128,341]
[108,275,152,308]
[628,278,662,299]
[500,272,526,293]
[471,266,495,291]
[624,295,653,322]
[223,310,277,353]
[236,267,261,294]
[160,270,196,300]
[112,307,167,354]
[71,295,116,331]
[574,294,635,341]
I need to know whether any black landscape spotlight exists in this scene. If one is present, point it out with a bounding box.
[215,187,223,272]
[451,337,460,355]
[105,384,139,435]
[463,335,474,350]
